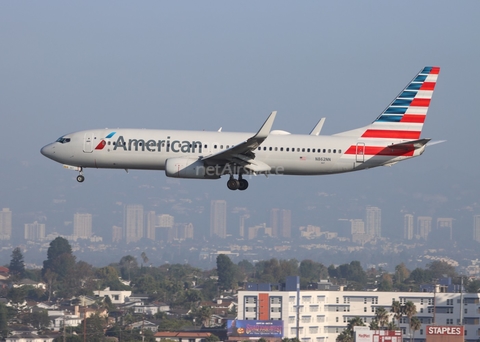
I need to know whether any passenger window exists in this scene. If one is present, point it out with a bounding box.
[333,149,336,153]
[307,148,310,152]
[302,148,305,152]
[323,149,326,153]
[214,145,217,149]
[258,147,261,150]
[328,149,331,153]
[220,145,223,149]
[280,147,283,151]
[339,149,342,153]
[286,148,289,152]
[269,147,272,151]
[226,145,229,148]
[275,147,278,151]
[264,147,267,151]
[297,148,300,152]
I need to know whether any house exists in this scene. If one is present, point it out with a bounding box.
[5,333,58,342]
[133,302,170,315]
[154,331,212,342]
[127,320,159,332]
[93,287,132,304]
[13,279,46,290]
[48,314,82,331]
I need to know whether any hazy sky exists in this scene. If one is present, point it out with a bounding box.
[1,2,480,240]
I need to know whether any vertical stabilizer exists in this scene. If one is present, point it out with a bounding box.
[335,66,440,141]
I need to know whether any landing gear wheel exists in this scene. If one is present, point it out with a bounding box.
[76,175,85,183]
[227,178,240,190]
[238,179,249,191]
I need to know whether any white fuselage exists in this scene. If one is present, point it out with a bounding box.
[40,128,423,176]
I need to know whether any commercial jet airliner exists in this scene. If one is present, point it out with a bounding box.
[41,66,440,191]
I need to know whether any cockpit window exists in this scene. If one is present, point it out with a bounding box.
[56,137,71,144]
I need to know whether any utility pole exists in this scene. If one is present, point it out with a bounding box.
[460,276,464,325]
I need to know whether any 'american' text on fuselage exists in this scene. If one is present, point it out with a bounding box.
[113,136,203,153]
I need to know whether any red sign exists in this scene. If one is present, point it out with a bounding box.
[427,326,464,335]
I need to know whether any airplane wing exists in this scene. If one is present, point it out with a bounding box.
[309,118,326,136]
[201,111,277,173]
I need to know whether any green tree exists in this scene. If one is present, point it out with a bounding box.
[404,301,417,340]
[427,260,456,279]
[299,260,328,283]
[21,309,50,329]
[0,303,8,339]
[391,300,402,328]
[216,254,236,290]
[76,313,107,342]
[394,263,410,284]
[374,307,389,329]
[42,237,76,298]
[119,255,138,281]
[409,316,421,342]
[9,247,25,280]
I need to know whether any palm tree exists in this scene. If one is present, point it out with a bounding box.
[386,321,397,331]
[391,300,402,328]
[375,307,389,329]
[336,329,353,342]
[409,316,421,342]
[404,301,417,341]
[347,316,365,331]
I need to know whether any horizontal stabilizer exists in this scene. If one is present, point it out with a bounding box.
[427,140,446,146]
[389,138,431,150]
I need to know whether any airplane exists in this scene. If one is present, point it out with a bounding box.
[41,66,440,191]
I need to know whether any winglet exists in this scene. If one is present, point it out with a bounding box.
[253,111,277,139]
[310,118,326,136]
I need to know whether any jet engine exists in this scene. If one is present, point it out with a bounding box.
[165,158,220,179]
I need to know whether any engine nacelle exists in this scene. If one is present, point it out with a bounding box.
[165,158,220,179]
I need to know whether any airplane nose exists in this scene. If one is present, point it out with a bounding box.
[40,144,54,158]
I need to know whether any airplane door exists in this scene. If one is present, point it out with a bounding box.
[356,142,365,163]
[83,133,94,153]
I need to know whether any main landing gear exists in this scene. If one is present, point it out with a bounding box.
[76,168,85,183]
[227,175,248,191]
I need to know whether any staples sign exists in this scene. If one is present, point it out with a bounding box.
[427,326,464,335]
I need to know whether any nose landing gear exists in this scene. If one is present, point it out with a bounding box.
[227,175,248,191]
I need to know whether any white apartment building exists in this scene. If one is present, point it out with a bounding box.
[238,281,480,342]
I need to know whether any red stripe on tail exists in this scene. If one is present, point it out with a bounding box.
[361,130,421,139]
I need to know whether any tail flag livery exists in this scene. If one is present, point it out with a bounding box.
[365,66,440,140]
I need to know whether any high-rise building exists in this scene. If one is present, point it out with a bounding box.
[210,200,227,239]
[239,214,249,238]
[157,214,174,228]
[184,223,194,239]
[24,221,46,240]
[112,226,122,243]
[73,213,92,239]
[270,208,280,237]
[404,214,414,240]
[417,216,432,240]
[146,211,157,240]
[366,206,381,237]
[437,218,453,240]
[0,208,12,240]
[270,208,292,238]
[124,204,144,243]
[474,215,480,243]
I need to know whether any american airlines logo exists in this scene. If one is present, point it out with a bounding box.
[113,136,203,153]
